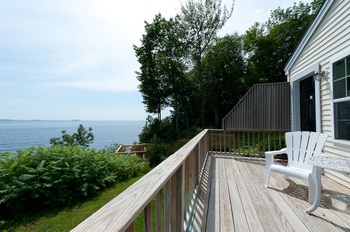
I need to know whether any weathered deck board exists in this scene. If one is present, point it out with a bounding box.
[225,160,250,231]
[193,154,350,231]
[206,156,220,231]
[235,157,294,231]
[225,156,264,231]
[187,154,213,231]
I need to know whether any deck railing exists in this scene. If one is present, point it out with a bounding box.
[209,129,288,156]
[72,129,289,231]
[72,129,209,232]
[115,143,153,159]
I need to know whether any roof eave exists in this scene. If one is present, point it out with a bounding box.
[284,0,334,75]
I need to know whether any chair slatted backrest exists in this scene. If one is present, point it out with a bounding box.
[285,131,328,170]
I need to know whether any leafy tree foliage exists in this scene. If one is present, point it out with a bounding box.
[243,0,325,84]
[139,116,177,143]
[180,0,235,127]
[135,0,325,145]
[49,124,94,148]
[134,14,188,122]
[202,34,245,127]
[145,137,171,167]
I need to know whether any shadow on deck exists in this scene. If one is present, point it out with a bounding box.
[188,153,350,231]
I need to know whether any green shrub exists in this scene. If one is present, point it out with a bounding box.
[145,140,172,167]
[255,132,286,152]
[139,116,178,144]
[0,145,150,222]
[50,124,94,148]
[230,132,286,155]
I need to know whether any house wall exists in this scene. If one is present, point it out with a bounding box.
[287,0,350,187]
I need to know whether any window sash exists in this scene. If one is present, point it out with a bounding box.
[333,55,350,141]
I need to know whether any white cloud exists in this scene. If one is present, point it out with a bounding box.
[45,75,139,92]
[53,53,100,74]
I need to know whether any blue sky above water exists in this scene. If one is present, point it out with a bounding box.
[0,0,312,120]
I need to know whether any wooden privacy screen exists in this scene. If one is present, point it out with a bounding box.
[222,82,291,132]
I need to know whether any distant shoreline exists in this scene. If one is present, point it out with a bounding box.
[0,120,144,153]
[0,119,145,122]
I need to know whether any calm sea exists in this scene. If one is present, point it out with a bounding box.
[0,120,145,153]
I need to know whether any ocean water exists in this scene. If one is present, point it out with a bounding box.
[0,120,145,153]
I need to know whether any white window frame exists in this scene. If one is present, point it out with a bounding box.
[330,50,350,146]
[290,64,321,132]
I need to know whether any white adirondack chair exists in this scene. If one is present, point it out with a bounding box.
[265,131,328,204]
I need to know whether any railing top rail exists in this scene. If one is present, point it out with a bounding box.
[210,129,291,133]
[72,129,209,232]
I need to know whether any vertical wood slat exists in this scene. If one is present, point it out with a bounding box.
[177,165,185,232]
[207,129,288,156]
[156,190,162,232]
[165,180,171,231]
[126,223,134,232]
[144,202,152,232]
[171,172,177,231]
[197,143,201,184]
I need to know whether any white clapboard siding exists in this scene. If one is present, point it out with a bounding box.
[286,0,350,187]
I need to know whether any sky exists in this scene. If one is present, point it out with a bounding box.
[0,0,312,120]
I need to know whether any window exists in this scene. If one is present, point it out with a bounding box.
[333,55,350,140]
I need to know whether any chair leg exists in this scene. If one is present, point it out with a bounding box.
[265,168,271,188]
[308,167,322,204]
[308,175,315,204]
[265,155,273,188]
[306,167,323,214]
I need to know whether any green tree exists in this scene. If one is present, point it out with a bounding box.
[50,124,94,148]
[243,0,325,85]
[134,14,188,122]
[180,0,235,127]
[202,34,245,127]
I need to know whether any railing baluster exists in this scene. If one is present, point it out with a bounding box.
[238,131,241,154]
[156,190,162,232]
[224,130,227,153]
[234,131,236,154]
[144,202,152,232]
[165,180,171,231]
[263,132,266,153]
[126,222,134,232]
[258,132,261,155]
[171,171,177,231]
[247,131,250,156]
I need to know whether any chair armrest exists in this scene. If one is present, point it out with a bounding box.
[265,148,287,187]
[265,148,287,158]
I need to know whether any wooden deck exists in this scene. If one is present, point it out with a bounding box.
[187,154,350,231]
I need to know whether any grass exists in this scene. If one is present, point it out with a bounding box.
[3,176,143,232]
